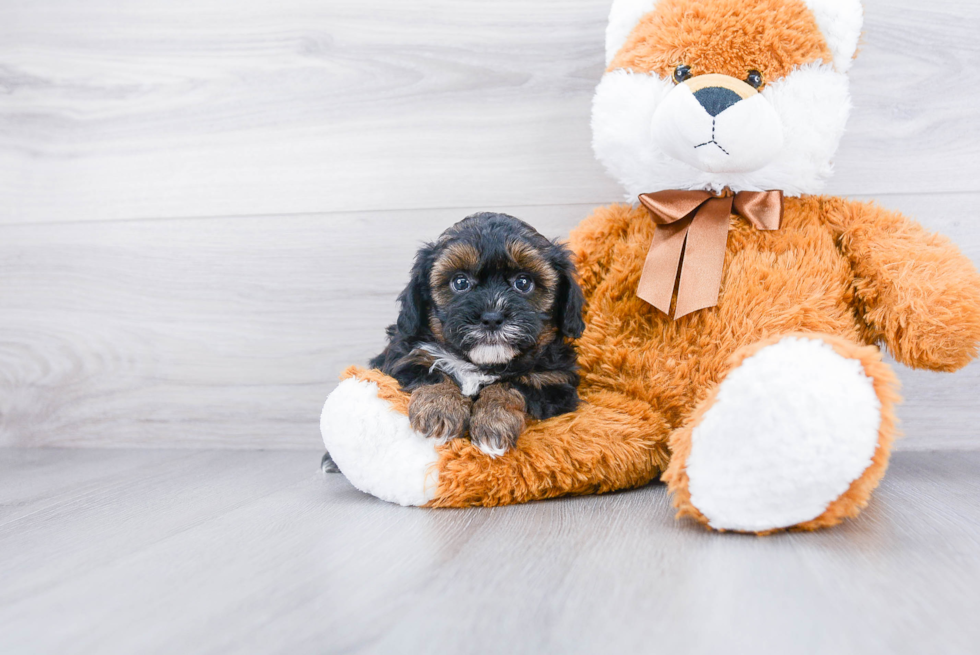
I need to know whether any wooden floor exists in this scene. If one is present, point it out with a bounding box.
[1,448,979,654]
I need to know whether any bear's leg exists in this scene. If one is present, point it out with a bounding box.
[321,367,438,506]
[321,367,672,507]
[663,333,901,534]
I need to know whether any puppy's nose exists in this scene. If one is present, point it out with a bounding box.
[480,311,505,329]
[693,86,742,117]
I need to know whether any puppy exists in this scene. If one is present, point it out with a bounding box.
[367,212,584,457]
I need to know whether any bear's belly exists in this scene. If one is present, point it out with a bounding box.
[576,212,866,426]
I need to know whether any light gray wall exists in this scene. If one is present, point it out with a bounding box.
[1,0,978,450]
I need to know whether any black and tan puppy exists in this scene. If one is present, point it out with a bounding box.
[369,212,585,457]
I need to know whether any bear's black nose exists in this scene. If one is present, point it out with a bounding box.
[693,86,743,117]
[480,311,505,329]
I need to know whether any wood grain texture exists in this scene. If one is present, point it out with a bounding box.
[2,0,980,451]
[1,194,979,450]
[0,0,979,224]
[0,448,978,654]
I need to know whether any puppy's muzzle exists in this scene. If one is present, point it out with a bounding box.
[481,311,505,330]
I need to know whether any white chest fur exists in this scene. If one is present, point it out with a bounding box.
[418,344,498,396]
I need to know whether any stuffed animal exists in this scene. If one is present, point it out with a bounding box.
[321,0,980,533]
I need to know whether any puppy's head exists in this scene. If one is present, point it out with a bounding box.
[395,213,585,367]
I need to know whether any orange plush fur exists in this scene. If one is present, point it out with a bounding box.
[347,196,980,524]
[661,333,902,533]
[429,196,980,519]
[609,0,832,82]
[337,0,980,532]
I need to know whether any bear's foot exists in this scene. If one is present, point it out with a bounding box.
[320,368,439,506]
[664,334,900,534]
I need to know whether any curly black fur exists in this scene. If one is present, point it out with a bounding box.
[370,212,584,421]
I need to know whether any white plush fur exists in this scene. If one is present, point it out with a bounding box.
[651,86,785,174]
[592,62,851,197]
[321,378,439,506]
[803,0,863,72]
[605,0,659,66]
[685,337,882,532]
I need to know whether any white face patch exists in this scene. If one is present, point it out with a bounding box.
[652,85,784,174]
[419,344,499,397]
[468,343,518,366]
[592,63,852,197]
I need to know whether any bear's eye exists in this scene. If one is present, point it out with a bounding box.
[512,274,534,294]
[672,64,693,85]
[451,274,471,292]
[746,69,764,89]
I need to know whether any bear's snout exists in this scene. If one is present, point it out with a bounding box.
[651,73,785,175]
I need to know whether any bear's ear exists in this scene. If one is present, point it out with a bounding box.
[605,0,660,67]
[802,0,864,72]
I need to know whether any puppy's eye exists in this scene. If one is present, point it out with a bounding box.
[746,69,764,89]
[512,275,534,294]
[673,64,693,84]
[451,274,471,292]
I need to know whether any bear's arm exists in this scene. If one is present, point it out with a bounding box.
[567,203,641,302]
[828,197,980,372]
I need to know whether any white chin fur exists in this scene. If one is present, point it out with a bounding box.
[651,86,784,174]
[592,63,851,197]
[468,343,517,365]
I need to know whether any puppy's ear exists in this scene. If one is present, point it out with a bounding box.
[395,243,437,339]
[550,242,586,339]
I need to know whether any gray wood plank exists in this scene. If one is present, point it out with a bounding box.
[0,448,193,526]
[1,0,979,224]
[0,203,589,449]
[0,448,978,654]
[2,194,979,450]
[0,449,319,608]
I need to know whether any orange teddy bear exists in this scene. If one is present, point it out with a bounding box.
[321,0,980,533]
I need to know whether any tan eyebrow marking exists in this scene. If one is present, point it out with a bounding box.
[506,240,558,289]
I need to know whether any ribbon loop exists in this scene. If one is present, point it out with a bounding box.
[636,189,783,319]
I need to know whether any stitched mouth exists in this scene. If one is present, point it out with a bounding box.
[694,119,730,156]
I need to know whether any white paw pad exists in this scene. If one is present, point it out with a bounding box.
[320,378,439,506]
[686,337,882,532]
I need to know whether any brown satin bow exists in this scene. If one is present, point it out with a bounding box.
[637,189,783,319]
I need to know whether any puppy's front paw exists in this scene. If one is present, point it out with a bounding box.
[409,380,472,443]
[470,384,526,457]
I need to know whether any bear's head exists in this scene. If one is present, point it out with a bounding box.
[592,0,862,198]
